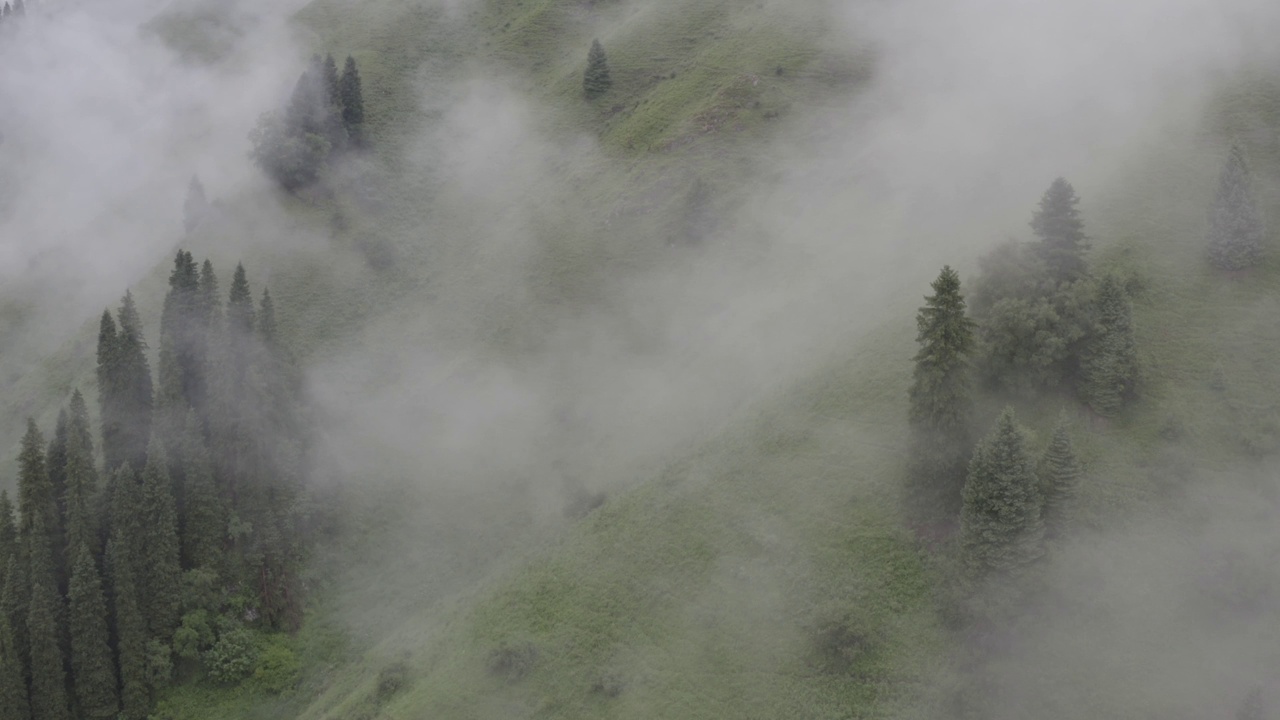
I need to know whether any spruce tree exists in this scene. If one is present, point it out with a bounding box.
[68,543,117,719]
[178,413,221,571]
[26,515,70,720]
[1,4,9,20]
[0,554,27,696]
[320,54,347,151]
[1081,275,1138,417]
[96,310,123,473]
[138,446,181,645]
[1030,177,1089,284]
[110,293,154,475]
[106,536,148,720]
[194,259,221,429]
[45,411,68,537]
[1038,414,1081,540]
[18,420,61,594]
[0,492,14,576]
[182,176,210,234]
[0,600,30,720]
[959,409,1045,582]
[1207,145,1265,271]
[583,39,612,99]
[907,266,976,521]
[339,56,365,147]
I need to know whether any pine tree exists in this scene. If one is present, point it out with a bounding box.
[1081,275,1138,417]
[106,465,149,720]
[63,391,100,562]
[907,266,976,521]
[1207,145,1265,271]
[583,39,612,99]
[96,310,122,473]
[1,4,9,20]
[0,493,15,577]
[112,293,154,475]
[1030,177,1089,284]
[1038,414,1081,540]
[138,446,181,645]
[182,176,210,234]
[0,554,27,696]
[45,410,68,537]
[178,413,221,571]
[227,264,255,337]
[194,260,221,430]
[68,543,117,719]
[26,514,70,720]
[339,56,365,147]
[18,420,61,595]
[959,409,1045,582]
[320,54,347,152]
[0,597,30,720]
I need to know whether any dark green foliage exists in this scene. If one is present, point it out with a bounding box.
[583,39,612,98]
[339,56,365,146]
[138,447,181,645]
[67,544,117,719]
[205,626,259,684]
[178,414,222,572]
[1038,415,1081,540]
[1031,177,1089,284]
[1208,146,1265,271]
[26,515,69,720]
[0,599,30,720]
[0,554,27,694]
[251,637,299,694]
[63,391,99,562]
[959,409,1044,582]
[249,113,331,192]
[98,293,154,476]
[106,537,148,720]
[1081,275,1138,416]
[0,492,15,576]
[18,421,61,597]
[45,411,67,548]
[182,176,210,234]
[906,267,976,520]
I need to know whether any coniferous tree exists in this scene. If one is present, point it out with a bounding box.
[106,466,148,720]
[1031,177,1089,284]
[45,410,68,536]
[907,266,977,521]
[0,492,14,576]
[194,260,221,430]
[959,409,1045,582]
[1208,145,1265,271]
[138,446,181,645]
[0,554,26,696]
[178,413,221,571]
[63,391,100,562]
[1,4,9,20]
[67,543,117,719]
[1081,275,1138,417]
[96,311,122,473]
[0,598,30,720]
[1038,414,1081,540]
[339,56,365,147]
[100,293,154,476]
[583,39,612,98]
[18,421,61,594]
[320,54,347,152]
[26,515,70,720]
[182,176,210,234]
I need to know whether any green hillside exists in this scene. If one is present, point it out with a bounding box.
[4,0,1280,719]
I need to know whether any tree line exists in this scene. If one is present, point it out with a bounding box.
[251,53,366,191]
[0,250,308,720]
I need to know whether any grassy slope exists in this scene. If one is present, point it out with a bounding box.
[12,0,1280,718]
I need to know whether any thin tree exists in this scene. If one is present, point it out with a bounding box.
[63,391,100,562]
[1038,414,1082,540]
[138,445,181,645]
[178,413,221,571]
[907,266,977,521]
[26,514,70,720]
[583,39,612,99]
[1081,275,1138,417]
[0,492,14,577]
[1031,177,1089,284]
[339,56,365,146]
[68,543,118,719]
[106,466,148,720]
[959,409,1045,582]
[1207,145,1265,271]
[0,600,30,720]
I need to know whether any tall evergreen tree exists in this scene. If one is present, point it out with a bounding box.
[44,410,68,540]
[178,413,221,571]
[63,391,100,562]
[0,493,14,577]
[96,310,123,473]
[583,39,612,98]
[1030,177,1089,284]
[18,420,61,594]
[0,554,26,698]
[0,598,30,720]
[106,465,148,720]
[1081,275,1138,417]
[194,260,221,430]
[1207,145,1265,271]
[67,543,117,719]
[907,266,977,521]
[339,56,365,147]
[959,409,1045,582]
[26,515,70,720]
[137,446,181,645]
[1038,414,1082,540]
[100,293,154,476]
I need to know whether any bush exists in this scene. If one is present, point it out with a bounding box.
[205,626,261,684]
[486,641,537,682]
[252,637,301,695]
[375,660,411,703]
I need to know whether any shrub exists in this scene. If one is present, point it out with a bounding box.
[375,660,411,703]
[252,637,301,695]
[205,626,260,684]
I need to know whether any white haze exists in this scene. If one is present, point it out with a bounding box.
[1,0,1280,713]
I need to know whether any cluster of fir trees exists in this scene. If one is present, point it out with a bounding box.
[0,251,306,720]
[250,53,366,191]
[906,179,1137,526]
[0,0,25,22]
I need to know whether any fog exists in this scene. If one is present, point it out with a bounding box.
[2,0,1280,714]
